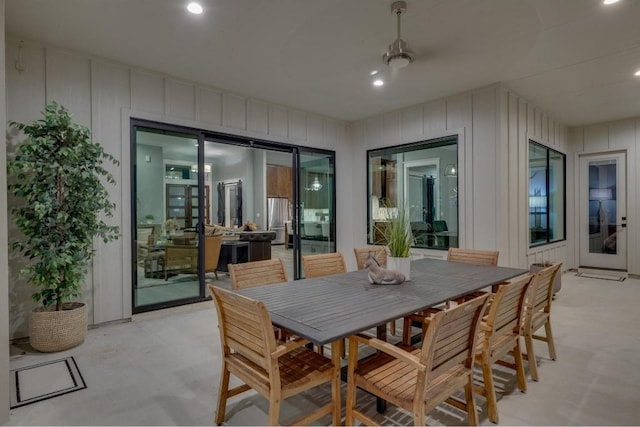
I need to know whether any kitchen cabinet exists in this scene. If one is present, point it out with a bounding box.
[267,164,292,199]
[371,158,397,207]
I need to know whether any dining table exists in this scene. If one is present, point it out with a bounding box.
[233,256,528,415]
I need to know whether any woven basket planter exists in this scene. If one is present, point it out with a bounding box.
[29,302,87,352]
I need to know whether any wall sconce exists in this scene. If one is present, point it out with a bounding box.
[444,163,457,177]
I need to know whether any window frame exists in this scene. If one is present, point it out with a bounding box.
[366,135,459,250]
[528,139,567,247]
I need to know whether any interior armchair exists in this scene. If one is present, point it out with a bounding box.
[163,234,222,280]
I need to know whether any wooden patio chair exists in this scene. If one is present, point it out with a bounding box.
[345,293,491,426]
[302,252,348,355]
[302,252,347,278]
[522,262,562,381]
[354,246,396,336]
[228,258,287,290]
[473,274,534,423]
[402,248,501,344]
[209,285,341,426]
[353,245,388,270]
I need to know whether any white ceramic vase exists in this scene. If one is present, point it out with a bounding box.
[387,256,411,281]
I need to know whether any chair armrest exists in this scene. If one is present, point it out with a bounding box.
[272,337,311,358]
[351,333,425,372]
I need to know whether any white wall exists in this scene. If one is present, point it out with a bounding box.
[568,118,640,274]
[5,37,351,339]
[350,84,569,269]
[1,1,11,422]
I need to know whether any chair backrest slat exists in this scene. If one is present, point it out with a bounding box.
[353,246,388,270]
[530,263,561,313]
[210,285,276,371]
[485,275,534,346]
[229,258,288,290]
[302,252,347,278]
[447,248,499,266]
[424,294,490,380]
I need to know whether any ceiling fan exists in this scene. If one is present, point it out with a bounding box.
[382,1,416,69]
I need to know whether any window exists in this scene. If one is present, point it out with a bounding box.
[529,141,566,246]
[367,136,458,250]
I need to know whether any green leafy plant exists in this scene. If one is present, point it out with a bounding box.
[7,102,120,311]
[378,204,413,257]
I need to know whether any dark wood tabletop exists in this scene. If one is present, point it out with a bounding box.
[235,257,528,345]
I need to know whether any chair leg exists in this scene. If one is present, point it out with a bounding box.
[524,332,539,382]
[402,316,413,345]
[464,374,479,426]
[331,341,342,426]
[267,389,281,426]
[389,319,396,336]
[215,363,230,425]
[214,271,219,280]
[345,337,358,426]
[544,320,557,360]
[513,340,527,393]
[481,357,499,424]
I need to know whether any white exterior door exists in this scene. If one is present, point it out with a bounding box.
[579,152,627,270]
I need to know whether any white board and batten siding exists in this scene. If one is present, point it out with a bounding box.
[351,84,569,270]
[5,37,350,338]
[568,119,640,275]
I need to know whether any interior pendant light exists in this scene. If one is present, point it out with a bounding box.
[444,163,457,177]
[311,176,323,191]
[382,1,416,69]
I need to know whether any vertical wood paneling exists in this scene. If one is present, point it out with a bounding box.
[569,127,585,152]
[423,100,446,136]
[445,95,471,131]
[401,106,422,141]
[542,113,549,142]
[365,117,384,148]
[506,92,520,266]
[324,119,339,149]
[268,105,289,138]
[91,60,131,323]
[131,70,164,115]
[471,88,497,250]
[196,87,222,125]
[609,119,635,149]
[518,97,529,267]
[46,49,92,127]
[307,114,324,145]
[223,93,247,130]
[382,112,401,144]
[165,79,195,120]
[247,98,268,134]
[289,110,307,142]
[6,41,46,125]
[583,124,609,152]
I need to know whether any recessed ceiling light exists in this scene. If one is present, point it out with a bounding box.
[603,0,620,5]
[373,79,384,87]
[370,70,379,76]
[634,69,640,77]
[187,2,204,14]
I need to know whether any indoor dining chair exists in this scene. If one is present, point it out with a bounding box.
[522,262,562,381]
[209,285,341,426]
[345,293,491,426]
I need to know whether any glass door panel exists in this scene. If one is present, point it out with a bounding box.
[296,149,336,278]
[579,152,627,270]
[133,125,204,312]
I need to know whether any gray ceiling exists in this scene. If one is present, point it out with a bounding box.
[6,0,640,126]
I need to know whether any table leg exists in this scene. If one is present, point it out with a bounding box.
[331,340,342,426]
[375,324,387,413]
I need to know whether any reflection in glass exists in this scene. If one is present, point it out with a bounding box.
[588,160,617,254]
[367,137,458,250]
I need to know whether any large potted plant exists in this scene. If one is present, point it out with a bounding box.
[378,204,413,280]
[8,102,120,352]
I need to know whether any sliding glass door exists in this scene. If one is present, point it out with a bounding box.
[296,148,336,278]
[132,123,207,312]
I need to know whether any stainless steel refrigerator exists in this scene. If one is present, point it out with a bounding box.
[267,197,289,244]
